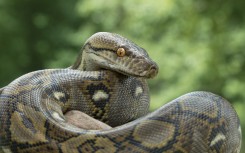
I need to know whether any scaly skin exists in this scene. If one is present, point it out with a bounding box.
[0,32,241,153]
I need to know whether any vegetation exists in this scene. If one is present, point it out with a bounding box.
[0,0,244,151]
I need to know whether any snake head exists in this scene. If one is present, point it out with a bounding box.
[73,32,158,78]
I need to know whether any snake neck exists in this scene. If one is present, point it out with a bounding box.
[72,48,101,71]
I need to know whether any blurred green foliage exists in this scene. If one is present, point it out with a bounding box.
[0,0,244,151]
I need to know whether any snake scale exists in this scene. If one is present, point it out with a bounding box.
[0,32,242,153]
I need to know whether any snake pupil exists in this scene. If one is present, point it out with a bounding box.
[117,48,126,57]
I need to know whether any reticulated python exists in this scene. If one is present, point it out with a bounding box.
[0,32,242,153]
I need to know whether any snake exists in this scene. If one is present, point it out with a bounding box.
[0,32,242,153]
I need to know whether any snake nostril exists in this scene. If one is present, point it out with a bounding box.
[150,65,157,70]
[148,64,158,78]
[150,65,158,72]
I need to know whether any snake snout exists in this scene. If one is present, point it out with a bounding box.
[137,60,158,78]
[148,64,158,78]
[145,63,158,78]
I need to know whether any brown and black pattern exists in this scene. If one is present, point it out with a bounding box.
[0,32,242,153]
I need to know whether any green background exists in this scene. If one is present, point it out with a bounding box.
[0,0,244,151]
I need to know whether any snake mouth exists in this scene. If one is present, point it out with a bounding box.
[138,63,158,78]
[105,59,158,79]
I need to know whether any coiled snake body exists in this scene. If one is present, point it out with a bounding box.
[0,32,242,153]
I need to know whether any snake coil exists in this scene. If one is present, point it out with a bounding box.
[0,32,242,153]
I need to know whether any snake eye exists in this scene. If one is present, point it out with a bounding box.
[117,48,126,57]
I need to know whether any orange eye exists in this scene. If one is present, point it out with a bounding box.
[117,48,126,57]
